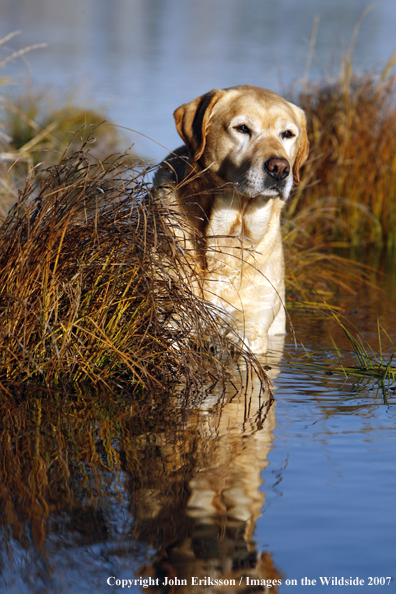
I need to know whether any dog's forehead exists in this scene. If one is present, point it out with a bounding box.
[215,87,298,124]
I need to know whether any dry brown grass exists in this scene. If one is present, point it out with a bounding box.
[289,64,396,250]
[0,138,268,395]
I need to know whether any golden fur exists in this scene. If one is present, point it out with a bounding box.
[154,85,309,353]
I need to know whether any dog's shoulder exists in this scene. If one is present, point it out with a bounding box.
[153,145,190,188]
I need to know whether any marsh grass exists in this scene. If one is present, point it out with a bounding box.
[286,305,396,398]
[0,32,120,162]
[0,31,128,220]
[0,138,268,396]
[0,91,127,218]
[280,49,396,300]
[1,90,123,164]
[282,206,378,303]
[290,54,396,249]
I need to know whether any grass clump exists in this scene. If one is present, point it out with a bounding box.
[290,61,396,250]
[0,30,130,219]
[0,90,127,219]
[281,54,396,301]
[1,91,122,165]
[0,138,267,396]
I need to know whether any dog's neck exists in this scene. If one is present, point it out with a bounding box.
[205,188,284,248]
[154,146,285,245]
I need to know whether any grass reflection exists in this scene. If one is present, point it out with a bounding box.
[0,357,280,592]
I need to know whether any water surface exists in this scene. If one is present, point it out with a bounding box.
[1,259,395,594]
[1,0,396,159]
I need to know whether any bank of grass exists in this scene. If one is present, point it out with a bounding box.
[0,89,128,217]
[282,61,396,386]
[0,142,269,395]
[1,90,124,163]
[288,54,396,250]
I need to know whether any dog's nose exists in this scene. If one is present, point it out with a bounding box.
[264,157,290,181]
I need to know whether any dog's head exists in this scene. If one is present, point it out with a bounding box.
[174,85,309,200]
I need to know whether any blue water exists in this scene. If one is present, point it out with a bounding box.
[1,0,396,160]
[1,345,394,594]
[261,365,396,592]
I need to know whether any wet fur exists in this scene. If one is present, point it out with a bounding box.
[154,85,309,353]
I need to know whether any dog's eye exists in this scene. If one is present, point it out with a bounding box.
[282,130,295,139]
[234,124,251,135]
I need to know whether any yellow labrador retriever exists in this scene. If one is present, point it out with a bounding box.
[154,85,309,353]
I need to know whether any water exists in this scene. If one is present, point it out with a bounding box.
[0,2,395,592]
[1,263,395,593]
[263,372,395,588]
[1,0,396,160]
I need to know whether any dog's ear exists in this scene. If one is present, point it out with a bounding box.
[292,107,309,183]
[174,89,227,162]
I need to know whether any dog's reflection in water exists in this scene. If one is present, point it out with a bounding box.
[131,337,285,593]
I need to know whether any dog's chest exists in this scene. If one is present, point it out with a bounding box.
[206,194,275,246]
